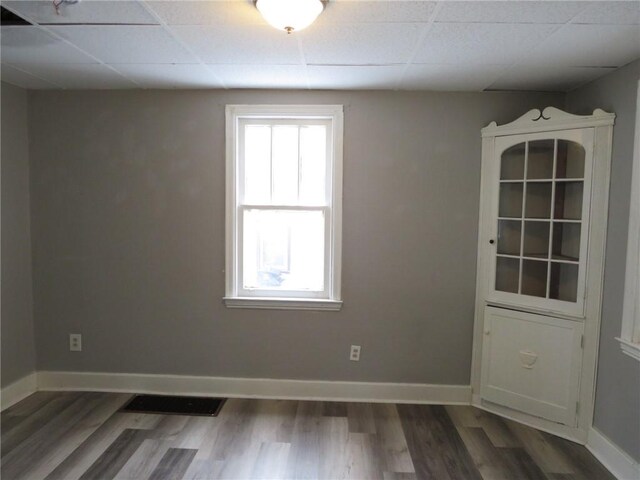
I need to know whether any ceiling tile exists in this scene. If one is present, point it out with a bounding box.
[170,25,301,64]
[435,1,587,24]
[401,63,506,91]
[2,1,157,25]
[571,1,640,25]
[1,63,59,89]
[110,64,223,88]
[525,24,640,67]
[320,1,437,23]
[413,23,560,65]
[489,65,617,92]
[301,23,423,65]
[307,65,404,89]
[48,25,198,64]
[144,1,264,25]
[0,26,96,64]
[7,63,137,89]
[208,64,308,89]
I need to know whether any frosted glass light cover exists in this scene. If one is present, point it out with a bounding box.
[256,0,324,33]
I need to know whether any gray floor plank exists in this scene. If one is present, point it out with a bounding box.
[148,447,197,480]
[79,428,152,480]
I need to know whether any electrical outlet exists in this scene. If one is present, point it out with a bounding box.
[350,345,361,361]
[69,334,82,352]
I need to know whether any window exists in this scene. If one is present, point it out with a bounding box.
[224,105,343,310]
[618,80,640,361]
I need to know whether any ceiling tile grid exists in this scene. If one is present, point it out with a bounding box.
[168,24,303,64]
[0,0,639,92]
[412,22,562,65]
[99,63,224,89]
[488,65,618,92]
[0,63,59,89]
[48,25,200,64]
[7,62,138,88]
[300,22,425,65]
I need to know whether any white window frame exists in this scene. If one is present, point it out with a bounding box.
[224,105,343,311]
[618,80,640,361]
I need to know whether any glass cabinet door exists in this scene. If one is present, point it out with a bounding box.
[490,130,592,316]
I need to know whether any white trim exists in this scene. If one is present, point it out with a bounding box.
[482,107,615,137]
[586,427,640,480]
[223,297,342,311]
[1,372,38,411]
[616,337,640,362]
[225,104,343,310]
[619,80,640,361]
[36,371,471,405]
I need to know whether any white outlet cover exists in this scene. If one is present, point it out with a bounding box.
[69,334,82,352]
[350,345,361,361]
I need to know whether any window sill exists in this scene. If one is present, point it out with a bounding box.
[616,337,640,362]
[223,297,343,312]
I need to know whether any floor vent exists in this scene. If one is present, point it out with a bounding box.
[121,395,226,416]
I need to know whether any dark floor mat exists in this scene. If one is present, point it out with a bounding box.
[121,394,226,416]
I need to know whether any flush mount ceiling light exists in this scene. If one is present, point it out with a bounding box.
[256,0,324,34]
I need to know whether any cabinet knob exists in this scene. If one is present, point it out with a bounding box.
[489,239,495,245]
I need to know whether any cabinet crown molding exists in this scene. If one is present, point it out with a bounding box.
[482,107,615,138]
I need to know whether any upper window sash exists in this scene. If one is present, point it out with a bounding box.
[237,118,332,208]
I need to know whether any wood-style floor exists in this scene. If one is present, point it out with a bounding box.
[1,392,614,480]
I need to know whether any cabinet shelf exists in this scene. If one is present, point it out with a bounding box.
[551,254,579,263]
[496,217,582,224]
[500,178,584,183]
[495,253,580,265]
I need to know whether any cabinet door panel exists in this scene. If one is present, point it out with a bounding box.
[480,306,583,426]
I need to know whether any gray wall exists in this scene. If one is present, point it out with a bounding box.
[27,89,562,385]
[1,82,36,387]
[566,60,640,462]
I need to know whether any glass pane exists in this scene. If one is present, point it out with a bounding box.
[244,125,271,204]
[522,260,548,298]
[552,222,581,261]
[525,183,552,218]
[272,126,299,204]
[554,182,583,220]
[500,143,525,180]
[299,126,327,205]
[549,262,578,302]
[496,256,519,293]
[523,221,550,259]
[499,183,523,218]
[497,220,521,255]
[243,209,325,291]
[527,140,554,179]
[556,141,585,179]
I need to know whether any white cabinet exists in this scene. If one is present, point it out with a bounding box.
[472,107,615,439]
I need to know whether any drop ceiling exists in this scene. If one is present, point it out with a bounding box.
[1,0,639,92]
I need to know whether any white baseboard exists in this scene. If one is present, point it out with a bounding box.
[37,371,472,405]
[1,372,38,411]
[587,427,640,480]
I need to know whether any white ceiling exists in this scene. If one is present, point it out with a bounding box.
[1,0,639,92]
